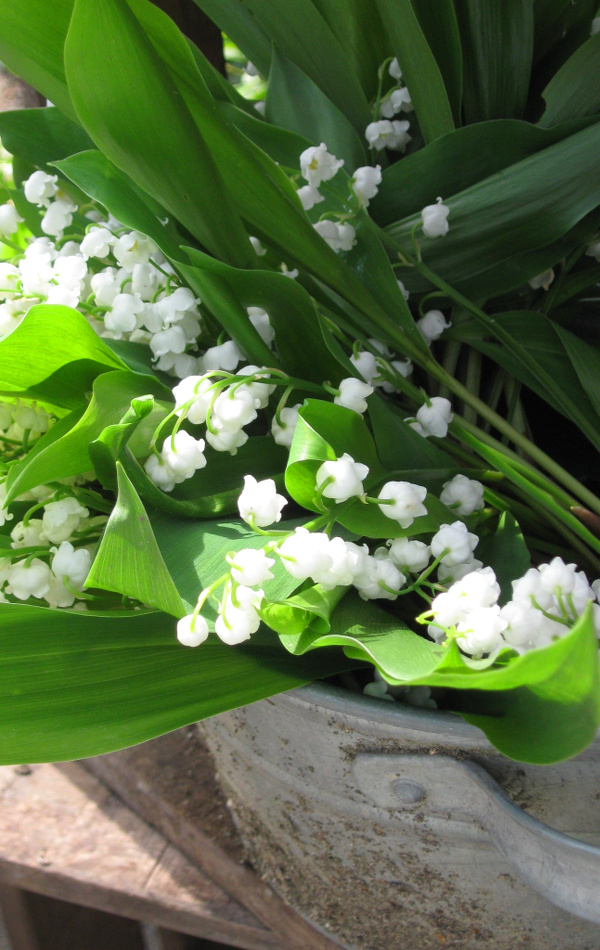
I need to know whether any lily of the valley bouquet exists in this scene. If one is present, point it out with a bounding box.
[0,0,599,765]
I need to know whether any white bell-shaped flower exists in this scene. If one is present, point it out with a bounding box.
[350,350,378,383]
[351,166,382,207]
[416,310,451,344]
[334,378,373,414]
[316,453,369,503]
[202,340,243,372]
[388,537,430,574]
[80,227,115,259]
[377,480,427,527]
[247,307,275,347]
[238,475,287,528]
[173,375,215,424]
[277,527,333,582]
[227,548,275,586]
[0,203,23,236]
[297,184,324,211]
[150,325,187,357]
[416,396,453,438]
[313,220,356,252]
[51,541,91,588]
[177,613,210,647]
[431,521,479,567]
[455,606,508,657]
[41,497,89,544]
[7,557,52,600]
[271,405,300,448]
[440,474,485,516]
[299,143,344,187]
[161,431,207,478]
[421,197,450,238]
[24,171,59,208]
[365,120,411,152]
[41,197,77,239]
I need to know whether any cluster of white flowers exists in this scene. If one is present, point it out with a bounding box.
[146,367,281,488]
[178,471,483,647]
[0,397,51,445]
[0,171,214,379]
[427,557,600,658]
[0,482,102,608]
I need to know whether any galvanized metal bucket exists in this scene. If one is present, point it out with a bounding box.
[198,682,600,950]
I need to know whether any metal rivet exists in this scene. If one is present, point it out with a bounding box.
[391,780,426,806]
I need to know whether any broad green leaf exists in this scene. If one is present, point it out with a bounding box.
[411,0,462,122]
[308,0,390,100]
[64,0,255,267]
[336,488,453,540]
[195,0,373,136]
[191,0,275,78]
[177,261,276,369]
[281,593,600,763]
[371,118,596,227]
[86,462,185,617]
[0,602,357,763]
[533,0,595,65]
[374,0,455,143]
[554,322,600,412]
[368,394,456,473]
[453,213,600,300]
[5,371,170,503]
[450,310,600,451]
[475,513,530,605]
[539,33,600,127]
[266,47,367,170]
[182,249,349,384]
[386,121,600,288]
[150,512,303,614]
[454,0,534,121]
[285,399,384,510]
[103,436,288,521]
[187,38,259,115]
[217,101,311,169]
[261,584,347,635]
[0,305,126,409]
[54,151,184,260]
[0,0,76,120]
[0,108,92,169]
[119,0,392,330]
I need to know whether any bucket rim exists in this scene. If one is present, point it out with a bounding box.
[289,679,490,744]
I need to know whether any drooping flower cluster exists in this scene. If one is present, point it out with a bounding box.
[427,557,600,658]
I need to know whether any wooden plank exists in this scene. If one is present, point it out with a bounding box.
[0,762,278,950]
[0,886,39,950]
[84,729,343,950]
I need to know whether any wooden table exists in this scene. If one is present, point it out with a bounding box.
[0,729,342,950]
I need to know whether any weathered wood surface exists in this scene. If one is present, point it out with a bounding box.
[84,728,343,950]
[0,757,278,950]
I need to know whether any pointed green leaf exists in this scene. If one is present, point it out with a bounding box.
[0,108,92,169]
[0,0,76,120]
[86,462,185,617]
[64,0,255,267]
[5,371,170,503]
[0,305,127,409]
[0,603,356,763]
[374,0,455,143]
[54,151,184,260]
[539,33,600,127]
[454,0,534,121]
[266,47,367,170]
